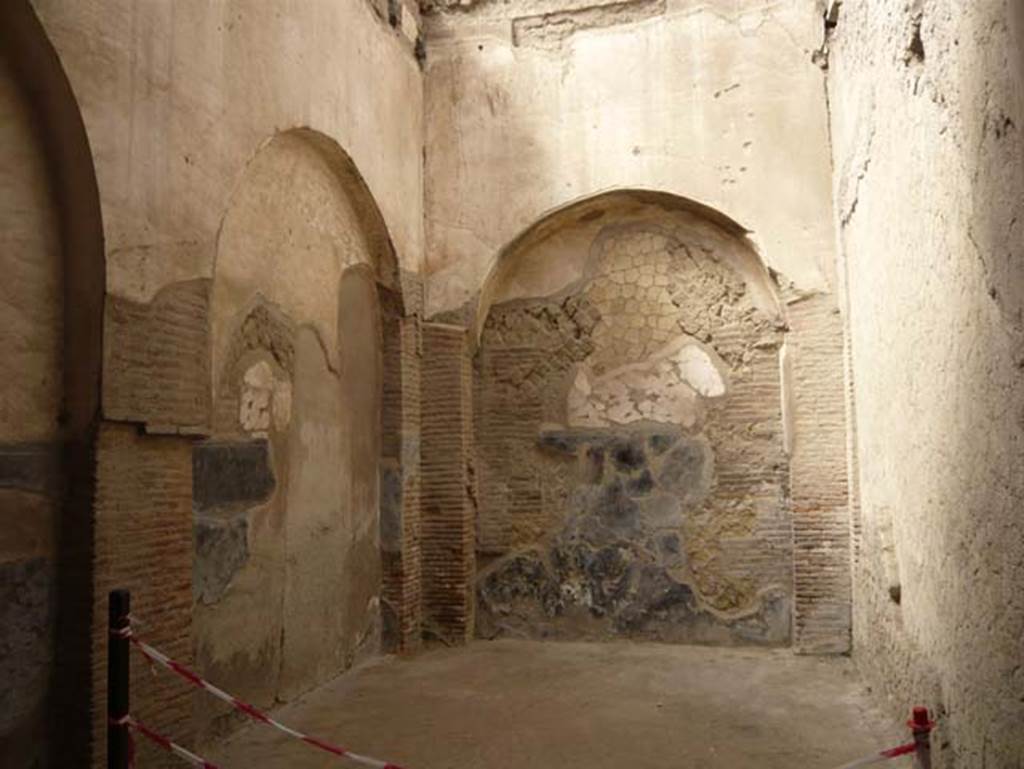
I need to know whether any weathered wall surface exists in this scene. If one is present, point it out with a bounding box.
[92,424,195,769]
[474,197,792,644]
[29,0,423,434]
[24,0,426,755]
[421,324,477,642]
[0,52,62,769]
[32,0,423,299]
[380,294,424,654]
[422,0,837,316]
[828,1,1024,765]
[195,134,389,741]
[423,1,853,652]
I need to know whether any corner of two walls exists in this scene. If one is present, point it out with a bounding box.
[826,1,1024,766]
[421,0,854,654]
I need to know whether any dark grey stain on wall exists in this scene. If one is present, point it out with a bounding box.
[477,427,789,644]
[192,439,276,603]
[193,439,275,513]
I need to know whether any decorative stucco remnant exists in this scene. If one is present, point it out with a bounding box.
[568,338,727,428]
[239,361,292,436]
[475,215,790,643]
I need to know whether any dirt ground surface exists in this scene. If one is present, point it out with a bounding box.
[211,640,905,769]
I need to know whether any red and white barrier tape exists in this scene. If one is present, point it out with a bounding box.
[116,626,405,769]
[113,622,932,769]
[111,715,220,769]
[832,742,917,768]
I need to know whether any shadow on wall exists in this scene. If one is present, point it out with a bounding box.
[0,2,105,767]
[193,128,398,742]
[470,191,795,646]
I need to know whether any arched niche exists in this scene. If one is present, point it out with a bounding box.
[197,128,399,721]
[472,189,794,646]
[211,127,399,398]
[474,189,783,343]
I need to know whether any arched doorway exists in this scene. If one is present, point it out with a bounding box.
[0,2,105,765]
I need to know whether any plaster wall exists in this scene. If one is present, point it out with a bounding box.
[0,52,62,768]
[31,0,424,304]
[828,2,1024,765]
[422,0,837,316]
[20,0,424,750]
[194,134,387,739]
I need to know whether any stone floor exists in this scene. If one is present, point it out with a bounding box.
[211,640,904,769]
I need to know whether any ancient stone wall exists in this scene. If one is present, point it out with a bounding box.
[194,133,402,742]
[474,201,796,644]
[421,0,853,654]
[22,1,427,761]
[422,0,837,316]
[785,293,851,653]
[0,50,63,768]
[828,1,1024,765]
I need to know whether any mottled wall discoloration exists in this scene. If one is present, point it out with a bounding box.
[475,201,792,644]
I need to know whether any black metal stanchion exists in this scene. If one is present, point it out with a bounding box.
[108,589,131,769]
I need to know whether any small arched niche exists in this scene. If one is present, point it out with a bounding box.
[473,190,793,645]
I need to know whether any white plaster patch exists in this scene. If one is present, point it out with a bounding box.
[568,339,726,427]
[676,344,726,397]
[239,360,292,435]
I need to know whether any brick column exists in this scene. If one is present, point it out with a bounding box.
[420,323,475,643]
[786,293,852,654]
[380,300,423,653]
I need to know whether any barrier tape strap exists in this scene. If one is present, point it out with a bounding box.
[833,742,917,768]
[114,623,926,769]
[121,627,404,769]
[111,715,220,769]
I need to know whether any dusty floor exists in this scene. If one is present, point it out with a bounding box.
[211,640,904,769]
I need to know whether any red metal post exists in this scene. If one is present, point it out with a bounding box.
[909,706,934,769]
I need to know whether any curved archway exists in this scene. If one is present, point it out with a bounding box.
[211,127,400,395]
[473,189,784,342]
[0,2,105,765]
[472,189,794,645]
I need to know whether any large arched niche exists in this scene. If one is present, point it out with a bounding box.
[472,189,795,646]
[0,3,105,766]
[195,128,399,729]
[473,189,783,342]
